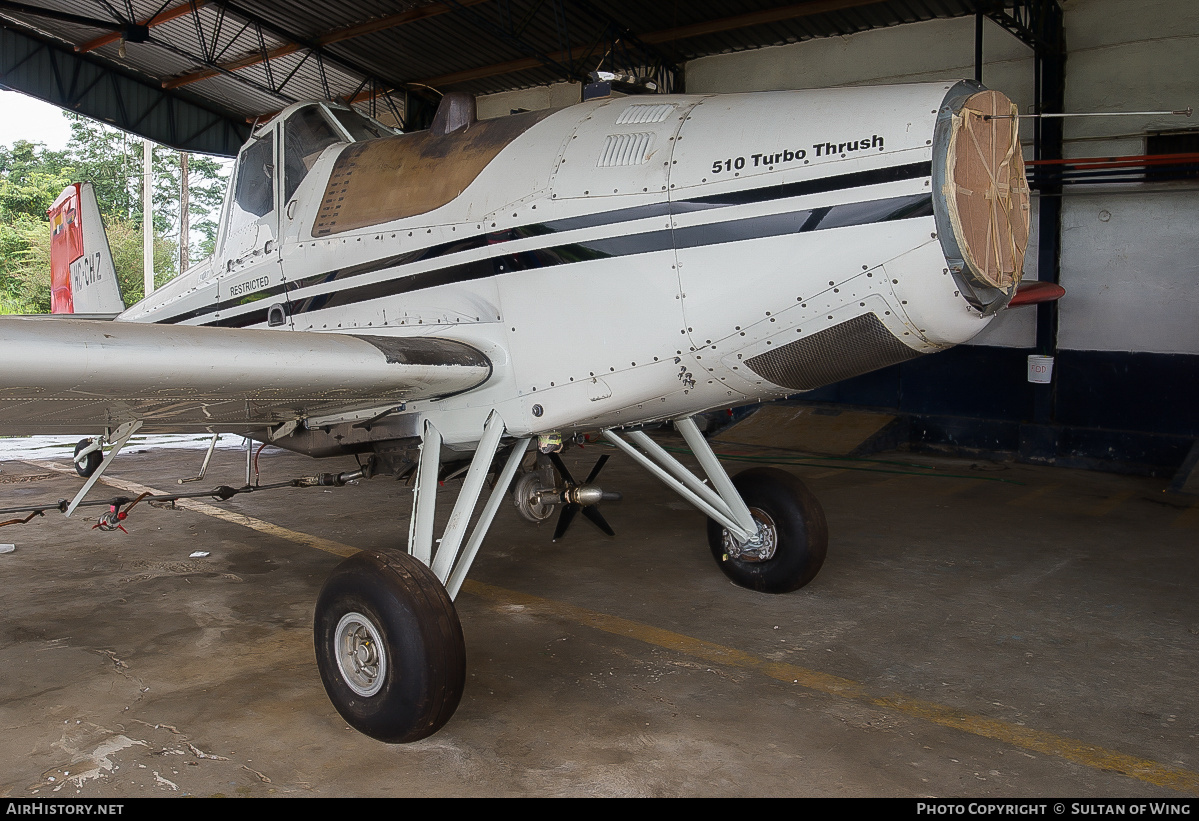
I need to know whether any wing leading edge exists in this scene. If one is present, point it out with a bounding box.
[0,317,491,434]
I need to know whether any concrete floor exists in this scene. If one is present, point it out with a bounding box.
[0,434,1196,797]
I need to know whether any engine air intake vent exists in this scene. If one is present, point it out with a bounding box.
[597,132,655,167]
[615,104,676,125]
[744,313,924,391]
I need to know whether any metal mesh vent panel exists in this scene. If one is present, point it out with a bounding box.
[744,313,925,391]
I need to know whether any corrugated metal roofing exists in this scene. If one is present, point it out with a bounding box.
[0,0,1000,154]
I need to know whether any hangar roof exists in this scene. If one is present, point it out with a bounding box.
[0,1,1045,156]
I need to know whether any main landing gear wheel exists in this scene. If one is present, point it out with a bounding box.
[73,439,101,478]
[314,548,466,743]
[706,468,828,594]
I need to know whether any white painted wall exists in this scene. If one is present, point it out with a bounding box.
[1058,192,1199,354]
[1053,0,1199,354]
[476,82,581,120]
[684,15,1032,98]
[474,1,1199,354]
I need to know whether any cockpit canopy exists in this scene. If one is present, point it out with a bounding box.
[219,102,395,266]
[281,103,394,202]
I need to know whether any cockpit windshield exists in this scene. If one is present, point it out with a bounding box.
[332,108,396,142]
[284,105,343,202]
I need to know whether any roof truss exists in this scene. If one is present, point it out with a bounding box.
[0,1,1063,156]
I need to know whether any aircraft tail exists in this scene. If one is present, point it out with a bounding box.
[48,182,125,315]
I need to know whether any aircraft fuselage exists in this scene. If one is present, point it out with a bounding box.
[120,81,1024,452]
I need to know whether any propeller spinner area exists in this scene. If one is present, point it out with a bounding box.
[512,451,621,541]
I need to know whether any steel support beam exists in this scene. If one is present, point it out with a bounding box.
[673,417,758,534]
[431,411,506,583]
[78,1,208,54]
[442,0,590,85]
[985,0,1063,56]
[165,0,490,90]
[985,1,1067,426]
[417,0,884,92]
[64,421,142,517]
[975,2,1065,427]
[0,24,248,155]
[637,0,885,46]
[1033,29,1065,426]
[0,1,123,32]
[198,1,408,114]
[603,428,754,543]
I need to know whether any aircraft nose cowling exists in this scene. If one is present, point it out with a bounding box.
[931,84,1031,315]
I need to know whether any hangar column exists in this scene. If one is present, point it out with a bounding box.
[1031,4,1066,432]
[985,0,1067,449]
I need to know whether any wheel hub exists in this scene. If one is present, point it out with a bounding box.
[723,507,778,562]
[334,612,387,697]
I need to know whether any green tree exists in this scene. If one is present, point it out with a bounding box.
[181,153,228,263]
[0,111,230,313]
[0,140,74,219]
[0,213,53,312]
[106,219,178,303]
[64,114,228,265]
[63,116,137,219]
[0,140,75,311]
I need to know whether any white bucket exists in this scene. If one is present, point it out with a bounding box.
[1027,355,1054,384]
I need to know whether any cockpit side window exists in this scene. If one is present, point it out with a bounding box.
[221,131,276,262]
[233,133,275,218]
[332,108,396,142]
[284,106,343,202]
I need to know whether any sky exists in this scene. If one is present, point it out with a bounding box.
[0,89,76,151]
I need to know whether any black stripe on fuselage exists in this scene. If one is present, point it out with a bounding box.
[672,193,932,250]
[162,162,932,327]
[161,282,290,325]
[222,193,931,327]
[535,161,933,229]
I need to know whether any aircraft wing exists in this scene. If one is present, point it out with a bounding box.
[0,317,491,435]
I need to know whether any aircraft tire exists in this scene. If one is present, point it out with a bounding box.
[73,439,102,478]
[314,548,466,743]
[706,468,828,594]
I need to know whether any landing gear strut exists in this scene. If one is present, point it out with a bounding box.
[312,411,530,742]
[312,411,828,742]
[604,416,828,594]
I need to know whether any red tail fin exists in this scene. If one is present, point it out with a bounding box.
[47,183,125,315]
[48,184,83,313]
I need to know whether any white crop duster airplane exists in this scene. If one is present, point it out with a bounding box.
[0,80,1046,742]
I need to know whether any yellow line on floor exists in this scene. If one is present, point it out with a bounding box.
[930,478,980,498]
[38,462,1199,794]
[1172,497,1199,530]
[1007,481,1062,507]
[461,579,869,699]
[462,580,1199,794]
